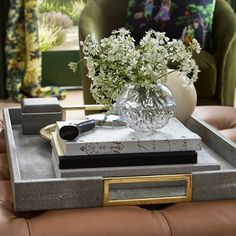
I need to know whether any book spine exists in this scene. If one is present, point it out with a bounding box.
[51,150,61,178]
[56,131,67,154]
[57,133,202,156]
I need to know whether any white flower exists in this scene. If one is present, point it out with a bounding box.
[79,28,201,106]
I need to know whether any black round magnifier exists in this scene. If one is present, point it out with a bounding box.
[59,119,96,141]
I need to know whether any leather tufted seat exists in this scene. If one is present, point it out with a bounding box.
[194,106,236,143]
[1,119,236,236]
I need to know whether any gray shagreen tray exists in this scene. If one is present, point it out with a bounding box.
[3,108,236,212]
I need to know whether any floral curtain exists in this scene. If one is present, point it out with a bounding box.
[5,0,65,101]
[0,0,9,99]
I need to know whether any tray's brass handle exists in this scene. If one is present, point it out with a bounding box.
[103,174,192,206]
[61,104,107,120]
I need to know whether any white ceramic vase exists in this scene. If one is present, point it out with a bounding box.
[166,71,197,123]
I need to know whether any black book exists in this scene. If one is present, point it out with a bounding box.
[55,150,198,169]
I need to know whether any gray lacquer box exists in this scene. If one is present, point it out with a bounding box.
[21,98,62,134]
[3,107,236,212]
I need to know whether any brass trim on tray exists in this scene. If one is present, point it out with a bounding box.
[103,174,192,206]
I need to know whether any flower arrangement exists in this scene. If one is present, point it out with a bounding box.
[69,28,201,107]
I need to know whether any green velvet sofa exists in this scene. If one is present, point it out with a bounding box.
[79,0,236,106]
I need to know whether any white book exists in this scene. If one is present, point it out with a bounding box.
[56,117,202,156]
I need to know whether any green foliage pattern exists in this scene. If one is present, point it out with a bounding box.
[38,0,87,24]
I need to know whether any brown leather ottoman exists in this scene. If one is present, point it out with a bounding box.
[1,118,236,236]
[194,106,236,143]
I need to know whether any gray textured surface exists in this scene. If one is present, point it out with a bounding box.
[22,113,61,134]
[186,115,236,167]
[4,108,236,211]
[4,108,103,211]
[15,178,103,211]
[186,116,236,201]
[193,171,236,201]
[13,124,54,180]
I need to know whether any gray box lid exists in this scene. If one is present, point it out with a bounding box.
[22,98,61,113]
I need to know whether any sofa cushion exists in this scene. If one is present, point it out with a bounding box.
[193,49,217,97]
[0,120,6,153]
[0,181,31,236]
[126,0,216,49]
[194,106,236,143]
[0,153,9,180]
[162,200,236,236]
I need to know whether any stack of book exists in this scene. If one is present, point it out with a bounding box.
[51,118,203,171]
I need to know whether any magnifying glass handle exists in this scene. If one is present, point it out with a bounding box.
[78,119,96,133]
[59,119,96,141]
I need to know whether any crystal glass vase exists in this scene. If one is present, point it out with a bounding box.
[116,83,176,132]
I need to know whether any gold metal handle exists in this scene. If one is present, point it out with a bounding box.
[103,174,192,206]
[61,104,107,120]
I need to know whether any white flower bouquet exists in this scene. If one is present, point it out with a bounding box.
[69,28,201,107]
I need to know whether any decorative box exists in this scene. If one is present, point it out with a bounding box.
[21,98,62,134]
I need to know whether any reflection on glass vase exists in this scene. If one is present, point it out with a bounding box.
[116,83,176,132]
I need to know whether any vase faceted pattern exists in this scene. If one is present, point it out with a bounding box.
[116,83,176,132]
